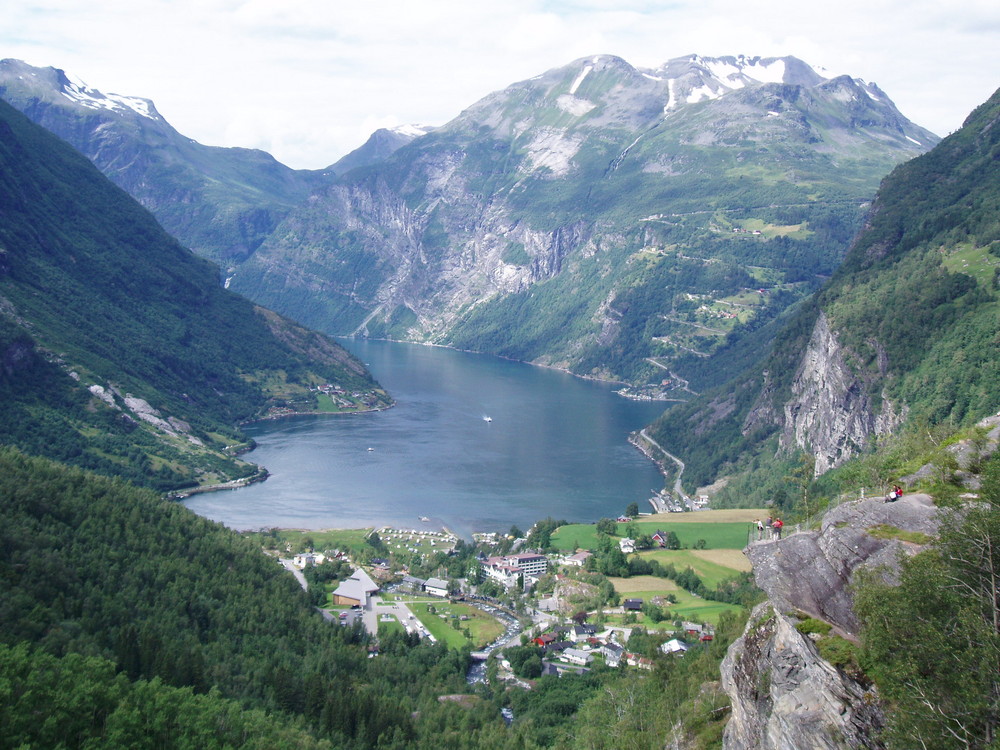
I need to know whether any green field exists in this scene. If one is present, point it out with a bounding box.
[246,527,374,556]
[408,601,504,649]
[377,616,406,637]
[637,549,750,588]
[605,576,741,627]
[551,520,753,552]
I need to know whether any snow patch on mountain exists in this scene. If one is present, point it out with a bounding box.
[568,65,592,96]
[60,76,156,119]
[686,83,719,104]
[390,123,434,138]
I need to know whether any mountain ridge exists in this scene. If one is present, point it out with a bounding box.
[645,84,1000,504]
[0,97,389,491]
[231,52,935,387]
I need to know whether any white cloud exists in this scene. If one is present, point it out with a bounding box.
[4,0,999,167]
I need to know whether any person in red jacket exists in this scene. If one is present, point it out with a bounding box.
[772,517,784,540]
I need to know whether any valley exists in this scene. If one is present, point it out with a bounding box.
[2,39,1000,750]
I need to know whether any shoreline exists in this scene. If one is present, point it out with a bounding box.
[173,402,393,501]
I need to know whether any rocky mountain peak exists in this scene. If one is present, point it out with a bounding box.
[0,58,159,121]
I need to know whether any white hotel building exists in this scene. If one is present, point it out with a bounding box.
[481,552,548,589]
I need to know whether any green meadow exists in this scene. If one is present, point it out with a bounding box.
[605,575,741,627]
[551,520,753,552]
[408,601,504,649]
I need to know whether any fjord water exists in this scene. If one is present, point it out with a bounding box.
[185,339,667,538]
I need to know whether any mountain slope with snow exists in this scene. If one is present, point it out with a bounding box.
[231,53,938,386]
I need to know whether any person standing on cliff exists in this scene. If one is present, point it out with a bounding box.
[756,518,765,541]
[772,517,783,540]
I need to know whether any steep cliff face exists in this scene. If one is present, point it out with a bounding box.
[721,604,883,750]
[778,312,906,474]
[720,494,942,748]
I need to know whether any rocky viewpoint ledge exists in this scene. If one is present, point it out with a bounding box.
[719,493,942,750]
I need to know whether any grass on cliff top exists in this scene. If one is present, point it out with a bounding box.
[865,524,934,545]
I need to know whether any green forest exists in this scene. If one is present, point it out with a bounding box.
[0,447,748,748]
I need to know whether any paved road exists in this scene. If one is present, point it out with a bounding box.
[365,595,430,639]
[640,428,688,503]
[279,559,308,590]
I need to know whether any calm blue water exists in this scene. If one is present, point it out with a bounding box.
[184,340,667,538]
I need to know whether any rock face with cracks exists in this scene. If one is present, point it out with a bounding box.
[720,493,942,749]
[721,604,884,750]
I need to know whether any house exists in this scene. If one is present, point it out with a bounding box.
[564,550,593,567]
[616,515,632,523]
[333,567,379,607]
[424,577,450,597]
[651,530,668,547]
[601,642,625,667]
[622,598,643,611]
[618,537,635,554]
[292,552,325,569]
[625,652,653,670]
[562,648,593,666]
[571,624,597,642]
[400,575,426,592]
[534,633,557,647]
[542,640,572,655]
[682,621,703,637]
[660,638,690,655]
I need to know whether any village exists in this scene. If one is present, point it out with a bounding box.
[262,508,756,686]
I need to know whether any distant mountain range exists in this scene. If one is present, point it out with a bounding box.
[0,54,938,391]
[231,53,937,386]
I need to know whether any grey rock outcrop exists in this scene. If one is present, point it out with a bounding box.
[721,494,942,749]
[721,604,883,750]
[745,494,940,638]
[779,313,905,475]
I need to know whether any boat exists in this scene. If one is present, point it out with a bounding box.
[419,516,431,522]
[367,447,374,451]
[483,415,492,422]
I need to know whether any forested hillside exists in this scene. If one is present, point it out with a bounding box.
[0,99,389,491]
[0,447,749,748]
[645,86,1000,508]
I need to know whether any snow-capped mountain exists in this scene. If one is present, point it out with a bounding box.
[0,59,329,269]
[0,53,941,388]
[230,53,938,385]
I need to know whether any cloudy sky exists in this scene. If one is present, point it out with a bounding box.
[6,0,1000,169]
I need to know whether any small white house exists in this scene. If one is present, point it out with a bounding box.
[292,552,325,569]
[660,638,690,655]
[562,648,593,666]
[424,577,449,597]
